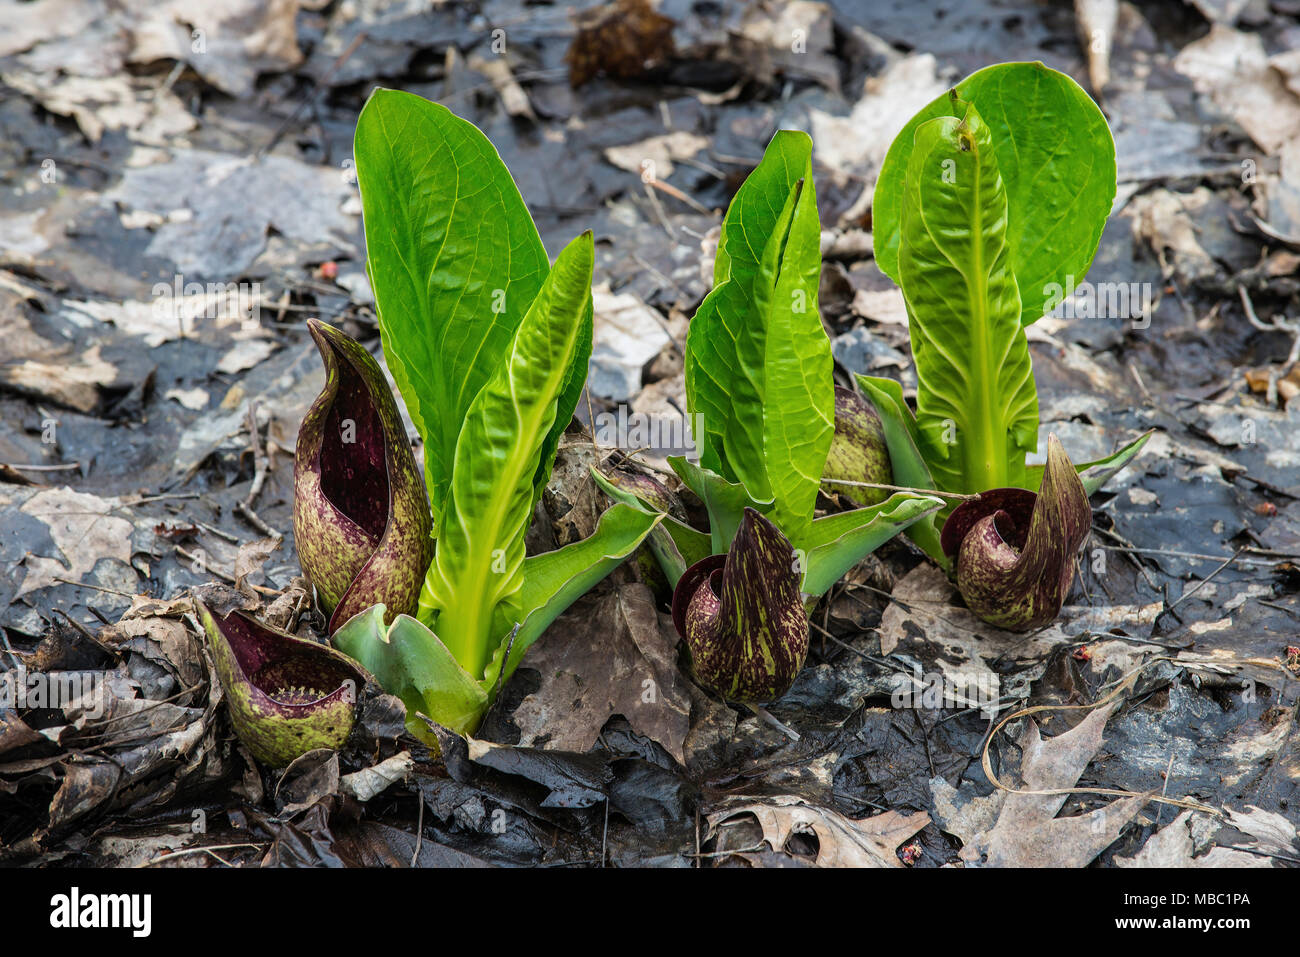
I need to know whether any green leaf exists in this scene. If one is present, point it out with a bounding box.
[668,456,756,555]
[684,130,833,536]
[856,375,948,565]
[418,232,595,679]
[354,88,590,524]
[481,502,663,691]
[590,468,711,585]
[874,62,1117,328]
[1025,429,1153,496]
[332,605,488,739]
[794,493,945,597]
[897,100,1038,495]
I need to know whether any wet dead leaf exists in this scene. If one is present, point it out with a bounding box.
[708,796,929,867]
[16,487,135,599]
[958,705,1152,867]
[566,0,676,88]
[1116,810,1271,867]
[512,584,691,765]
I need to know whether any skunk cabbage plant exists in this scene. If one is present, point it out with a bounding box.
[298,90,659,742]
[863,61,1150,629]
[598,129,943,700]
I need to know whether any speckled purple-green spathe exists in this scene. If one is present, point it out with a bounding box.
[196,598,367,767]
[672,508,808,702]
[821,386,893,507]
[293,319,434,632]
[941,434,1091,630]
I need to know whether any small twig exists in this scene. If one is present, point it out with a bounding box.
[50,577,138,599]
[641,181,675,239]
[1239,284,1300,405]
[489,624,520,704]
[175,545,277,595]
[821,477,978,501]
[0,462,80,472]
[646,176,712,215]
[1167,547,1243,610]
[237,401,281,540]
[141,843,266,868]
[412,788,425,868]
[746,702,800,742]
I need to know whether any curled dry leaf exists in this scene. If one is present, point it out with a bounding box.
[708,796,930,867]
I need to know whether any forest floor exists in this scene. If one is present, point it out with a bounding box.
[0,0,1298,867]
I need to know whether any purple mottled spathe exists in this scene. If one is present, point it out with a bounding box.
[821,386,893,507]
[671,508,808,702]
[195,598,367,767]
[941,434,1091,631]
[294,320,433,632]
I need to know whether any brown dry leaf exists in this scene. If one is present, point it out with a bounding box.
[566,0,676,88]
[708,797,929,867]
[233,535,282,598]
[960,704,1152,867]
[1116,810,1271,868]
[1,343,120,413]
[512,584,691,765]
[1125,187,1218,280]
[1245,365,1300,404]
[877,564,1078,696]
[1174,25,1300,156]
[16,488,135,599]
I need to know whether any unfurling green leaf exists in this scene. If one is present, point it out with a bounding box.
[898,96,1038,494]
[418,231,596,680]
[672,508,808,702]
[684,130,833,538]
[874,61,1117,328]
[1025,429,1154,496]
[795,493,945,598]
[293,319,433,632]
[335,503,660,740]
[940,434,1092,630]
[354,88,589,526]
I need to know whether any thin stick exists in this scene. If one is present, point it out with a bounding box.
[412,788,425,868]
[258,32,368,159]
[0,462,80,472]
[142,843,265,867]
[821,477,979,501]
[1167,547,1243,610]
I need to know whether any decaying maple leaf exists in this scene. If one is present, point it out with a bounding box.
[935,703,1154,867]
[1117,805,1296,868]
[707,796,930,867]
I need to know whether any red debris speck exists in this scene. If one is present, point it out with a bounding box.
[899,842,921,865]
